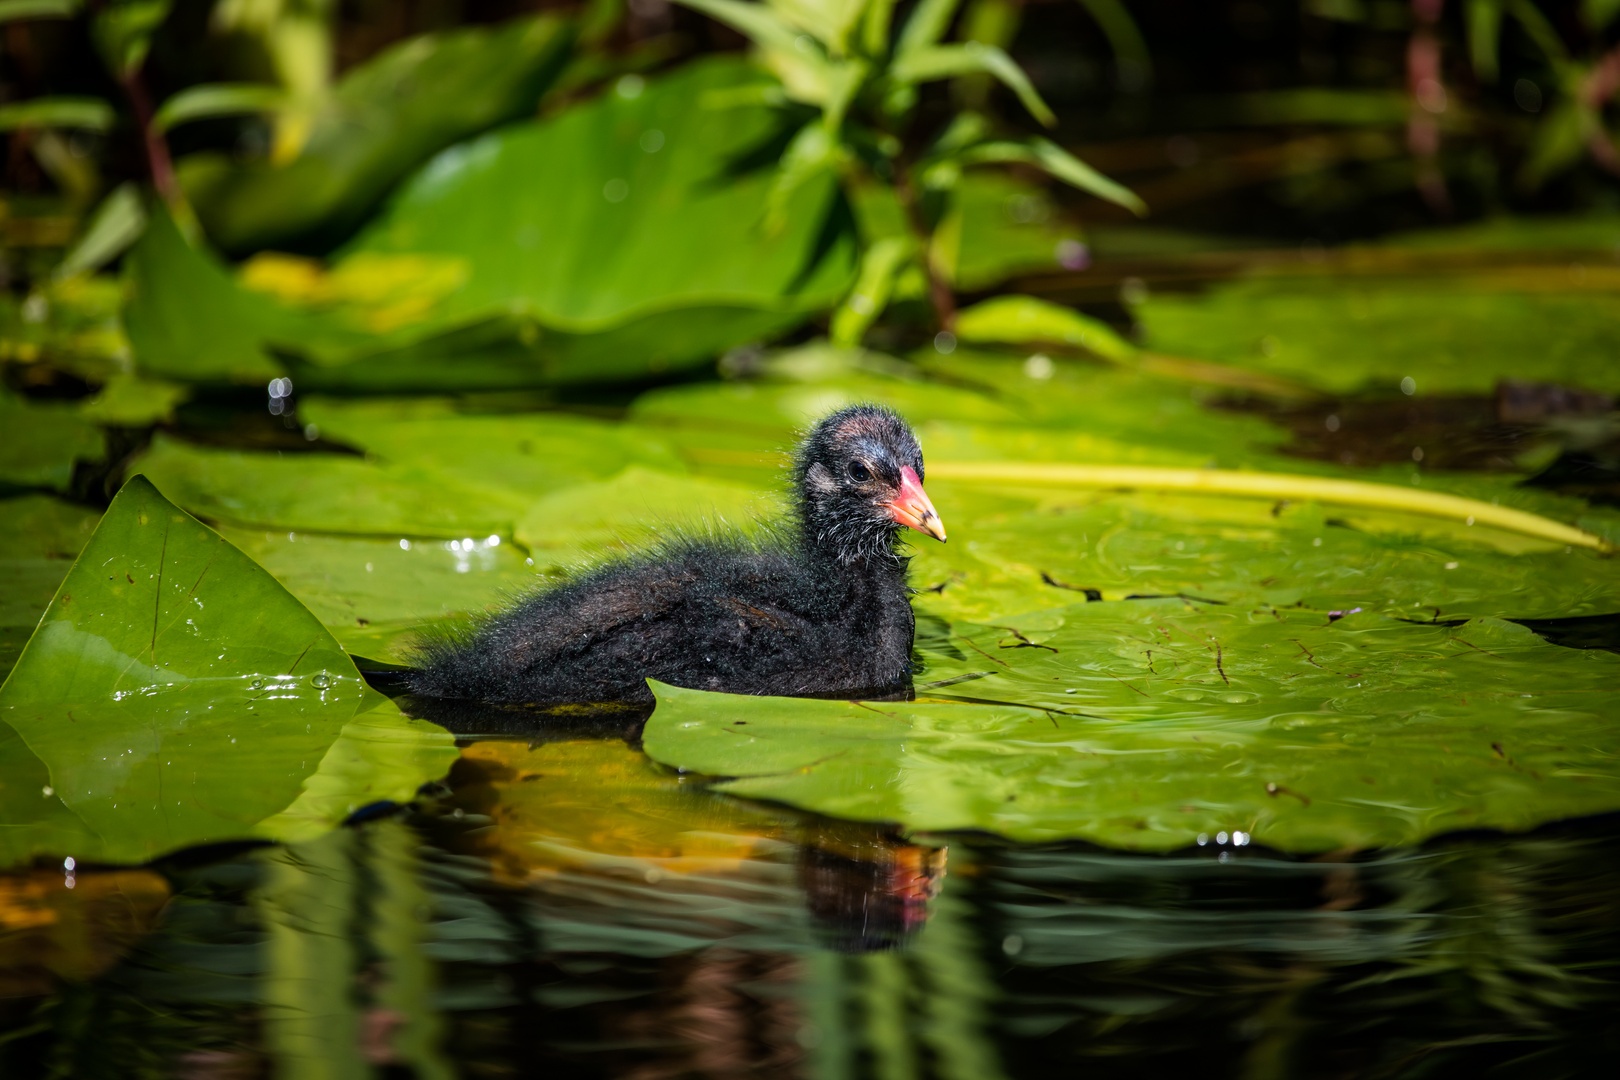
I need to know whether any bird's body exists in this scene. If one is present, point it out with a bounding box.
[407,405,946,706]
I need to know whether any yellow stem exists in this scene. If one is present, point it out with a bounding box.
[927,462,1614,553]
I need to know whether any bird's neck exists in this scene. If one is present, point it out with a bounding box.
[799,522,910,584]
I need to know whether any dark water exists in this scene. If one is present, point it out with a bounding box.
[2,733,1617,1080]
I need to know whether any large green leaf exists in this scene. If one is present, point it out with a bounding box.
[0,476,453,867]
[123,205,345,385]
[319,56,856,385]
[642,604,1620,852]
[179,15,575,254]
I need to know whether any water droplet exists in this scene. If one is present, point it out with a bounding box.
[248,678,264,690]
[310,672,331,689]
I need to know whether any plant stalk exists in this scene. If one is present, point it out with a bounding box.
[120,67,181,208]
[926,462,1614,552]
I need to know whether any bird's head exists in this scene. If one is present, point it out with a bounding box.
[794,405,947,565]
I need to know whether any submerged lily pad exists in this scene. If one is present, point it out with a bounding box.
[0,477,453,867]
[642,603,1620,852]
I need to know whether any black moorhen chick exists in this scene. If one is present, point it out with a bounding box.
[407,405,947,706]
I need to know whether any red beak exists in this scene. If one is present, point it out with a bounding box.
[886,466,947,542]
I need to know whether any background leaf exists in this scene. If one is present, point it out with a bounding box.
[179,14,575,253]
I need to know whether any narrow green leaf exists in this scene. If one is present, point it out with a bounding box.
[831,236,914,345]
[822,56,869,132]
[1517,100,1586,190]
[1586,0,1620,30]
[674,0,805,54]
[959,137,1145,214]
[897,0,963,57]
[90,0,173,78]
[150,82,288,135]
[1466,0,1505,82]
[1076,0,1153,88]
[0,0,81,21]
[954,294,1136,361]
[1506,0,1570,62]
[861,0,897,54]
[55,181,147,281]
[0,96,115,132]
[891,42,1055,127]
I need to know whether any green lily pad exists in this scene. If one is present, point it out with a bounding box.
[1136,277,1620,395]
[78,373,190,426]
[123,205,340,385]
[0,386,105,491]
[180,14,575,254]
[130,401,690,539]
[0,476,452,867]
[642,604,1620,852]
[907,482,1619,626]
[130,433,535,538]
[298,396,685,492]
[515,465,774,556]
[213,525,540,660]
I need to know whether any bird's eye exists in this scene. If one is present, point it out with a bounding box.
[847,461,872,483]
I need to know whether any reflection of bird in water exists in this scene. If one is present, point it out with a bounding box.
[408,405,947,706]
[799,831,948,953]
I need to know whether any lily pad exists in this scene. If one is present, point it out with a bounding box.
[641,604,1620,852]
[77,373,189,426]
[213,525,540,660]
[1136,277,1620,395]
[123,206,340,385]
[130,433,535,538]
[0,387,105,491]
[0,495,102,680]
[515,466,773,557]
[0,476,452,867]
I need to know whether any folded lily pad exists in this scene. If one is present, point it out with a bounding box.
[0,476,453,867]
[642,604,1620,852]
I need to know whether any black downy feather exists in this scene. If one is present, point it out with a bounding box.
[406,405,936,706]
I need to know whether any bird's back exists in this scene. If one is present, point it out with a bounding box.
[407,532,915,705]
